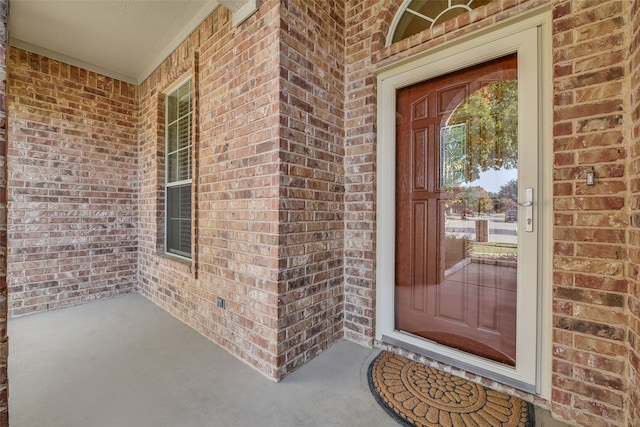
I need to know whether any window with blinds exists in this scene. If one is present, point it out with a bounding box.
[166,79,192,258]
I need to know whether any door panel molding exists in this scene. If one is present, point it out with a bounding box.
[396,53,519,366]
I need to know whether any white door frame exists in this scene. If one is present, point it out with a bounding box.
[375,9,553,396]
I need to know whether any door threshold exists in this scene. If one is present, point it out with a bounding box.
[381,333,536,393]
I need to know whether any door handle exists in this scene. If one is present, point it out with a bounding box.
[523,187,533,232]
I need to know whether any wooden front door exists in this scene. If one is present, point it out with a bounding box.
[395,54,520,366]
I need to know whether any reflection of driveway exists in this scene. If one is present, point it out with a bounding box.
[445,215,517,244]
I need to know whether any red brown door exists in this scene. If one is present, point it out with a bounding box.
[395,54,518,365]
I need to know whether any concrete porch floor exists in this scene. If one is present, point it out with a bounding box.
[9,294,571,427]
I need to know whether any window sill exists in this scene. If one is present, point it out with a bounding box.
[157,251,192,267]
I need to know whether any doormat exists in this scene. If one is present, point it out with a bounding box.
[368,351,534,427]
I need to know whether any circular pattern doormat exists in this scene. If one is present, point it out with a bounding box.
[368,351,534,427]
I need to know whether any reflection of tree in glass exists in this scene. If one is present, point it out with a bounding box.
[462,186,493,214]
[448,80,518,181]
[498,179,518,201]
[445,186,492,214]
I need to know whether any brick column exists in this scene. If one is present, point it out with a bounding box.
[0,0,8,425]
[627,1,640,424]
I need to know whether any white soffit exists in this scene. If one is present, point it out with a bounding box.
[9,0,220,85]
[217,0,257,26]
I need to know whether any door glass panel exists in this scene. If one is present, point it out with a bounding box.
[395,54,518,367]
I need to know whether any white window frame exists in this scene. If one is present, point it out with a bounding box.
[376,9,552,397]
[164,75,193,259]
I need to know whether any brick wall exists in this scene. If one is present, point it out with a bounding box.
[343,0,551,344]
[137,2,284,379]
[629,0,640,423]
[6,49,138,316]
[343,1,381,346]
[551,1,629,425]
[0,0,8,424]
[343,0,555,348]
[276,0,345,376]
[6,1,640,424]
[138,0,346,381]
[343,0,634,426]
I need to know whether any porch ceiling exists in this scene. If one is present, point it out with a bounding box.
[8,0,220,85]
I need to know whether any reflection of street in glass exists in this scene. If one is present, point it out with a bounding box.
[504,208,517,222]
[445,213,517,260]
[446,214,516,241]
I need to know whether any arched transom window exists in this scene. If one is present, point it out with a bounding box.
[389,0,492,45]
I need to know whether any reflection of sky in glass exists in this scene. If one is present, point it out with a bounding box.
[465,168,517,193]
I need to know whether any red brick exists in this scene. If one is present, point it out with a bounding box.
[4,2,640,426]
[575,243,624,260]
[8,48,138,317]
[575,274,628,293]
[554,99,622,121]
[554,152,575,166]
[578,147,626,164]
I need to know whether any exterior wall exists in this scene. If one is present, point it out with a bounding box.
[344,0,553,344]
[551,1,630,425]
[0,0,8,424]
[629,0,640,423]
[138,0,346,381]
[6,49,138,316]
[137,3,283,379]
[277,0,345,376]
[5,1,640,425]
[343,1,380,346]
[343,0,553,348]
[344,0,634,426]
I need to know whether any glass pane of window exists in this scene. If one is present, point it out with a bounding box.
[178,113,191,150]
[392,13,429,44]
[167,184,192,257]
[166,78,192,258]
[178,82,191,117]
[178,147,190,181]
[166,78,192,185]
[167,92,177,123]
[392,0,491,44]
[168,152,178,182]
[179,187,192,253]
[168,122,178,153]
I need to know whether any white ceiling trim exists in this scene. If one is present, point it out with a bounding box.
[218,0,258,26]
